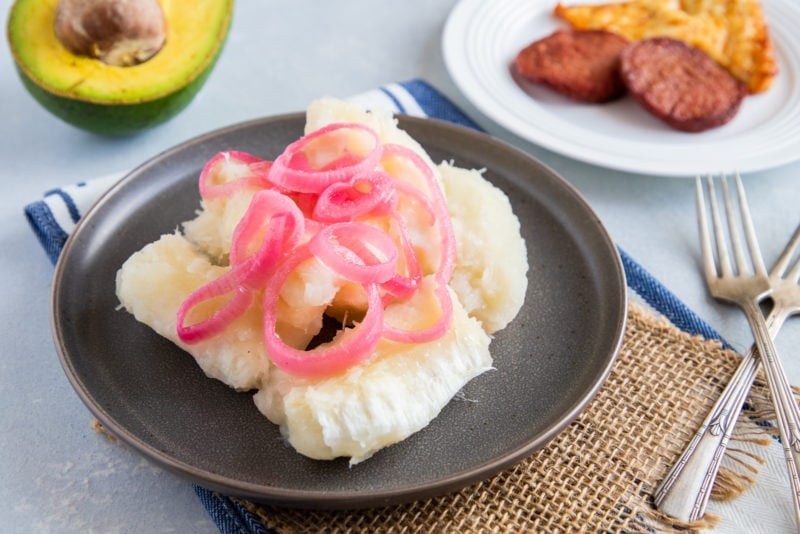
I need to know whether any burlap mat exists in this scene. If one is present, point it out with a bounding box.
[228,303,779,533]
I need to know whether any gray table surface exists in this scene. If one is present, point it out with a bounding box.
[1,1,798,532]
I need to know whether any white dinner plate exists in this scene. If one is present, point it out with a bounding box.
[442,0,800,177]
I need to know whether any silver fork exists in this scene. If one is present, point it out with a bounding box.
[653,222,800,522]
[655,174,800,525]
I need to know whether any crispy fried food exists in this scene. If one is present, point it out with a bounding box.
[554,0,778,94]
[621,37,746,132]
[514,29,629,102]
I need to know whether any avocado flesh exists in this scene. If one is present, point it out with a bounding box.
[8,0,233,134]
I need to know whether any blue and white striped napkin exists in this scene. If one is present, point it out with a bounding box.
[26,79,772,533]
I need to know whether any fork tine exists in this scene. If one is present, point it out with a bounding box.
[733,172,768,277]
[695,176,718,282]
[772,224,800,282]
[705,175,733,277]
[720,174,750,276]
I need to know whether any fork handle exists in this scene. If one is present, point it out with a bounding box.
[653,309,787,521]
[742,299,800,526]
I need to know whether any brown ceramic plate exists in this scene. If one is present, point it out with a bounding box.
[51,113,626,509]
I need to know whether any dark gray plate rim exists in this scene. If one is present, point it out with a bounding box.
[51,113,627,509]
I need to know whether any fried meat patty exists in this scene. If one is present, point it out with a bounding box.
[514,29,629,103]
[620,37,746,132]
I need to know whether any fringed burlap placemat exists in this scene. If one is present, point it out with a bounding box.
[224,302,779,533]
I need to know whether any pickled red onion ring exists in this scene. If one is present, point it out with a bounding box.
[199,151,271,199]
[267,123,382,193]
[379,214,422,301]
[382,282,452,344]
[263,245,385,378]
[382,144,456,280]
[393,180,435,226]
[177,122,459,375]
[313,171,396,222]
[288,151,365,173]
[288,192,319,219]
[177,218,296,344]
[178,191,305,344]
[177,275,255,343]
[229,190,305,267]
[310,222,398,284]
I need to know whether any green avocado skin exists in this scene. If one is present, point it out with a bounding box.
[15,56,219,136]
[8,0,233,136]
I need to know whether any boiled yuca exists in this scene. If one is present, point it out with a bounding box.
[115,97,529,464]
[254,278,491,464]
[440,162,528,334]
[116,233,269,391]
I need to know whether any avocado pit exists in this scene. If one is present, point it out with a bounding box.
[54,0,167,67]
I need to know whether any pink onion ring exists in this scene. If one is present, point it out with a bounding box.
[177,123,458,375]
[309,222,399,284]
[199,151,271,199]
[176,273,255,344]
[263,245,385,378]
[229,190,305,267]
[382,282,453,344]
[313,171,396,222]
[379,214,422,301]
[382,144,456,281]
[266,123,382,193]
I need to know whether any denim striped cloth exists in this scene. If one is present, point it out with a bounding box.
[24,79,726,533]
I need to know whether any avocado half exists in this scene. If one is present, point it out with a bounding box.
[7,0,233,135]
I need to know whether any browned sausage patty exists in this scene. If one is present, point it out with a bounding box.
[620,37,746,132]
[514,29,629,103]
